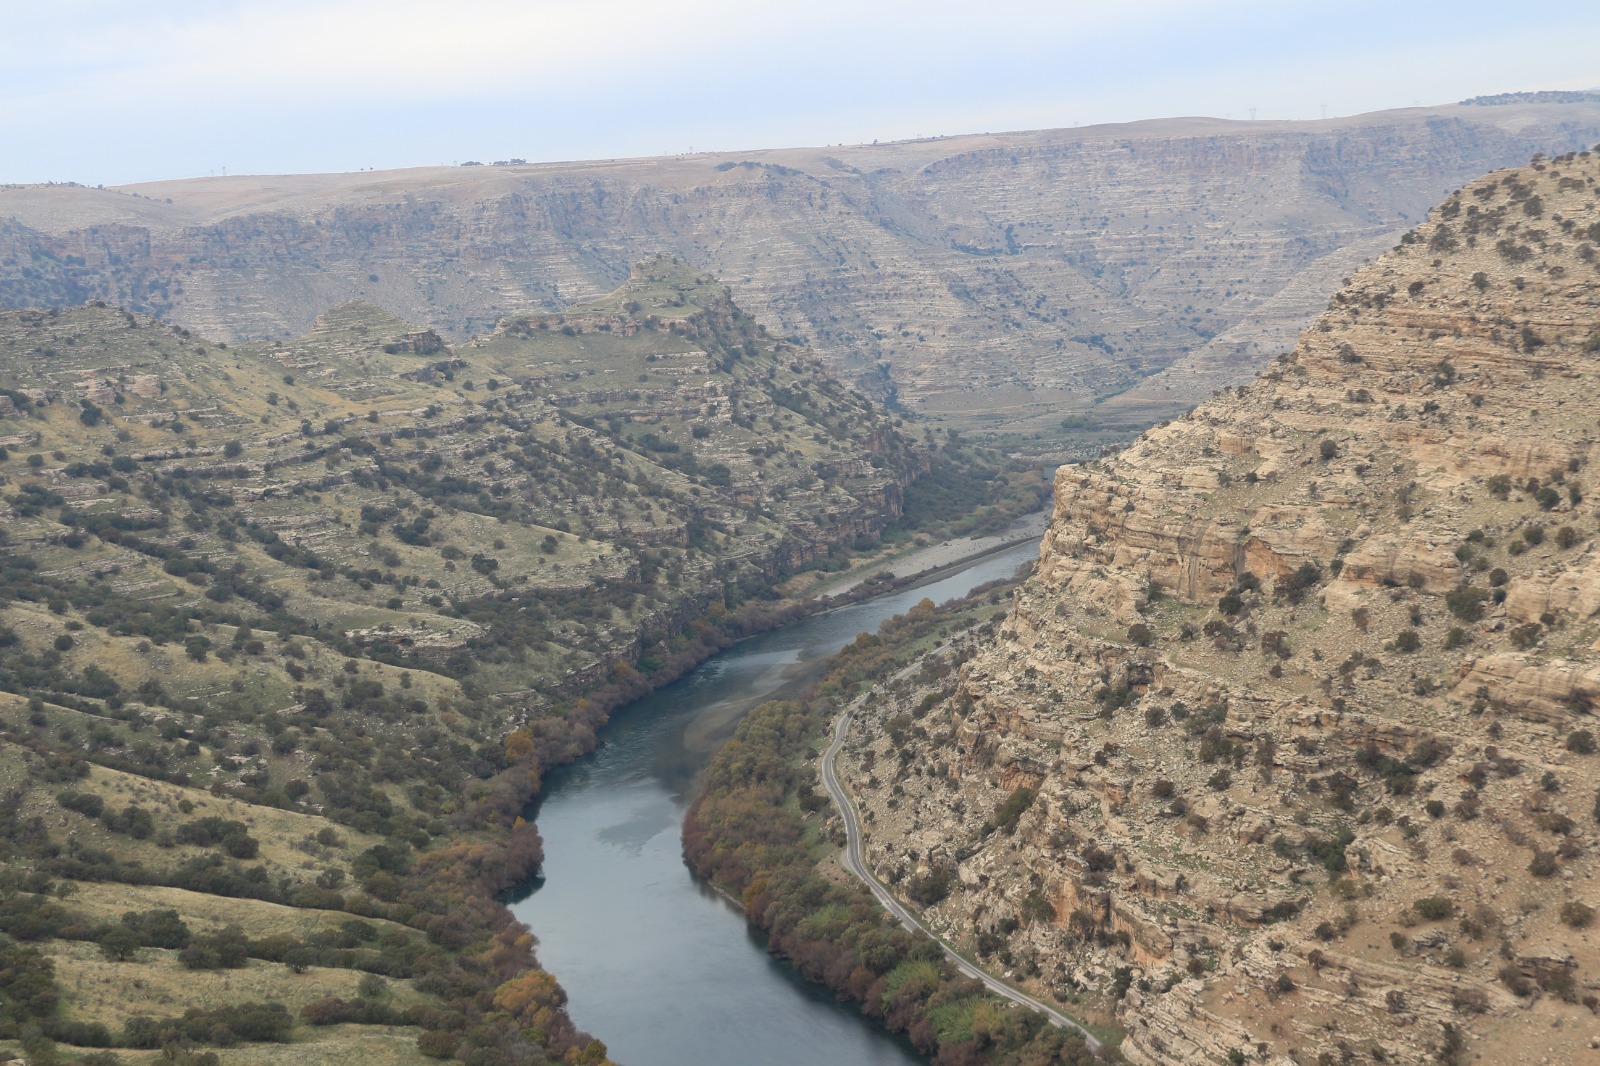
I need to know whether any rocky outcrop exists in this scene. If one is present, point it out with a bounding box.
[840,149,1600,1064]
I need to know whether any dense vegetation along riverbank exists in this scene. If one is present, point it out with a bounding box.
[683,580,1115,1066]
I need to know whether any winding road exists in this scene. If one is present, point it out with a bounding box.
[822,702,1105,1055]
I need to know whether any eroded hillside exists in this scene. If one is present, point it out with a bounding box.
[0,260,971,1062]
[840,148,1600,1064]
[5,99,1600,437]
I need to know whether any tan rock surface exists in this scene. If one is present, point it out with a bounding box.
[840,149,1600,1063]
[5,102,1600,434]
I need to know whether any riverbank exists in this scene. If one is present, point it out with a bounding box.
[681,580,1110,1066]
[509,542,1044,1066]
[826,509,1052,598]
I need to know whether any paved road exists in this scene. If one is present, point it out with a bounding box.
[822,704,1105,1055]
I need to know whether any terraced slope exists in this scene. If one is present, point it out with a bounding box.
[5,99,1600,438]
[839,148,1600,1064]
[0,260,965,1063]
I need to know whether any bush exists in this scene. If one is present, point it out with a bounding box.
[418,1031,459,1059]
[1529,850,1558,877]
[1499,964,1534,996]
[1445,585,1487,621]
[57,790,105,818]
[1393,629,1421,653]
[97,925,142,961]
[990,788,1036,834]
[1278,563,1323,605]
[1569,730,1596,755]
[905,869,952,906]
[1561,901,1595,928]
[1413,896,1453,921]
[1509,623,1542,650]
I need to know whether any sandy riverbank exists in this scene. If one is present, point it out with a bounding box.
[830,509,1051,596]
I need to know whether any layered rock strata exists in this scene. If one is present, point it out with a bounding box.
[841,149,1600,1064]
[5,101,1600,431]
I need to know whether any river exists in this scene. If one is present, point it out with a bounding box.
[506,538,1041,1066]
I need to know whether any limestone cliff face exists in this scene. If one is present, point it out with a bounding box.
[841,151,1600,1063]
[4,102,1600,433]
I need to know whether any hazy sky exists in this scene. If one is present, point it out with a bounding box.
[4,1,1597,186]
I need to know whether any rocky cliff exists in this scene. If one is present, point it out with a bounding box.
[839,148,1600,1064]
[5,100,1600,437]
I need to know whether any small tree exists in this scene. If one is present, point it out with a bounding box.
[98,925,142,962]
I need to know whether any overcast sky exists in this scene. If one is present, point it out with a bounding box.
[4,1,1598,186]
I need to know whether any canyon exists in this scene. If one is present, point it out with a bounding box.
[5,96,1600,441]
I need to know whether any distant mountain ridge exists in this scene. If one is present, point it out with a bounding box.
[4,100,1600,436]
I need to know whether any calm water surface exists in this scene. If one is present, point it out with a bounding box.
[507,541,1040,1066]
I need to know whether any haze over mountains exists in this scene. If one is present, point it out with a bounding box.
[5,95,1600,439]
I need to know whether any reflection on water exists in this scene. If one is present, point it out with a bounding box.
[507,541,1039,1066]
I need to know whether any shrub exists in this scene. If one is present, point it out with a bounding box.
[1445,585,1487,621]
[1413,896,1453,921]
[97,925,142,961]
[57,790,105,818]
[1529,850,1558,877]
[1561,901,1595,928]
[1569,730,1596,755]
[991,787,1036,834]
[1393,629,1421,653]
[418,1031,459,1059]
[905,869,952,906]
[1499,964,1533,996]
[1319,440,1339,461]
[1278,563,1323,605]
[1509,623,1542,650]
